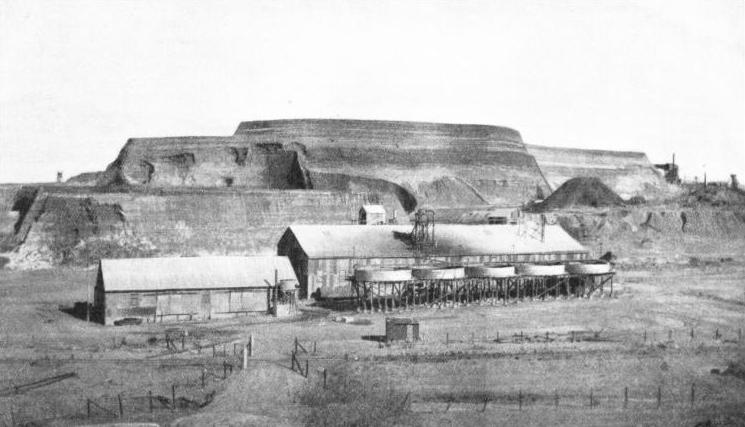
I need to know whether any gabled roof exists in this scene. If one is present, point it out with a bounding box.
[100,256,297,292]
[360,204,386,214]
[283,224,587,259]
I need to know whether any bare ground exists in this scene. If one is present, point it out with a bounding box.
[0,260,743,426]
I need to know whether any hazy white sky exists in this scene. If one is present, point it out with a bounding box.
[1,0,743,183]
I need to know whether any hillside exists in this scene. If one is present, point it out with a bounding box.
[6,187,404,268]
[233,119,550,207]
[527,144,675,199]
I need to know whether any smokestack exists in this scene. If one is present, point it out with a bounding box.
[672,153,675,166]
[732,174,739,190]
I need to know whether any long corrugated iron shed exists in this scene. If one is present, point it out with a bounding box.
[283,224,587,259]
[100,256,297,292]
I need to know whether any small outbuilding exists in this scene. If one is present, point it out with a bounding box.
[386,317,420,342]
[94,256,297,325]
[359,205,387,225]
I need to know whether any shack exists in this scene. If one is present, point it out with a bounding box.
[359,205,387,225]
[94,256,297,325]
[277,224,588,299]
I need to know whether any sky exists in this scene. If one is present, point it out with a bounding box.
[0,0,743,183]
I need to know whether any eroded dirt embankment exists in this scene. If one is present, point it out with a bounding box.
[5,188,402,269]
[554,205,745,264]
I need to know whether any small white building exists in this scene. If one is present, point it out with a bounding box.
[359,205,387,225]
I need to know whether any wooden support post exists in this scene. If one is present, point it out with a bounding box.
[212,345,215,357]
[172,384,176,411]
[715,328,720,340]
[446,333,449,346]
[589,389,593,408]
[249,334,254,356]
[305,360,309,378]
[323,368,327,389]
[368,283,373,313]
[243,344,248,370]
[223,362,227,379]
[149,391,153,412]
[313,341,317,354]
[118,393,123,418]
[181,335,185,350]
[482,398,488,412]
[201,369,205,388]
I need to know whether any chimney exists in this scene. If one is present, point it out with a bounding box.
[731,174,739,190]
[56,171,63,183]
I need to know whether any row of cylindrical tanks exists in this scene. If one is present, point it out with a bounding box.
[354,260,612,282]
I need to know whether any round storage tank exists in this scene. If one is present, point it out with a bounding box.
[411,266,466,280]
[565,260,612,275]
[516,263,566,276]
[354,268,413,282]
[465,264,516,278]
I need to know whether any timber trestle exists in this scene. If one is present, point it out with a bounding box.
[352,272,615,313]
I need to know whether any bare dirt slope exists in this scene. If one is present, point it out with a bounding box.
[527,144,674,199]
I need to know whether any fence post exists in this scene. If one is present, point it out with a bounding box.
[249,334,254,356]
[305,360,309,378]
[690,383,695,406]
[295,337,298,354]
[172,384,176,412]
[624,386,628,408]
[149,390,153,413]
[657,386,661,408]
[518,389,523,410]
[243,344,249,370]
[118,393,123,418]
[323,368,327,389]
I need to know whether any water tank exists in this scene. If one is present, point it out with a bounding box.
[411,266,466,280]
[465,264,516,278]
[354,268,413,282]
[565,261,612,275]
[516,263,566,276]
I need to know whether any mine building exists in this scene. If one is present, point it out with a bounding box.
[358,204,387,225]
[277,224,588,299]
[94,256,297,325]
